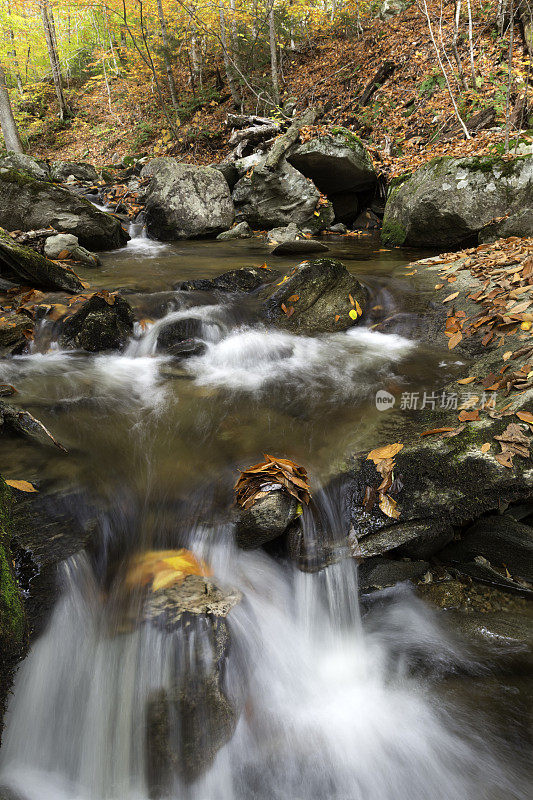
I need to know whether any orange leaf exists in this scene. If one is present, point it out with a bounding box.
[516,411,533,424]
[5,479,38,492]
[367,443,403,462]
[443,292,459,303]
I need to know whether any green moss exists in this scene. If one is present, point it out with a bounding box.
[330,127,366,151]
[0,477,25,649]
[0,167,38,188]
[381,217,406,246]
[426,154,527,178]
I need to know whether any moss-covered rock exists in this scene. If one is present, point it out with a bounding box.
[58,293,134,352]
[0,169,129,251]
[0,152,50,181]
[381,155,533,248]
[0,477,26,743]
[0,226,84,293]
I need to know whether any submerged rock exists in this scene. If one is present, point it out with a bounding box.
[59,293,134,351]
[0,227,84,293]
[0,312,33,356]
[0,169,129,251]
[232,156,334,233]
[381,155,533,248]
[176,266,279,294]
[266,223,306,244]
[260,258,367,334]
[445,610,533,672]
[142,158,234,240]
[271,239,329,255]
[143,575,243,790]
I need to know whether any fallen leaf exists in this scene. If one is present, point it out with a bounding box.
[5,479,38,492]
[443,292,459,303]
[480,443,491,453]
[349,309,358,320]
[457,377,476,385]
[516,411,533,424]
[367,443,403,462]
[458,410,479,421]
[379,493,401,519]
[420,427,456,436]
[448,331,463,349]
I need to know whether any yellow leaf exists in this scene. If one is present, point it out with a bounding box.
[367,443,403,462]
[521,321,532,331]
[379,493,401,519]
[502,351,513,361]
[349,309,358,320]
[5,479,38,492]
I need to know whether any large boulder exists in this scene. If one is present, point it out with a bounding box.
[0,169,129,251]
[50,161,99,184]
[58,292,134,351]
[0,152,49,181]
[260,258,368,334]
[0,227,84,292]
[379,0,411,19]
[381,155,533,248]
[232,157,334,233]
[142,158,234,240]
[287,129,377,195]
[143,575,243,790]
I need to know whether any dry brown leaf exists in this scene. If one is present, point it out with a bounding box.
[378,493,400,519]
[516,411,533,424]
[443,292,459,303]
[457,377,476,385]
[448,331,463,350]
[420,427,456,437]
[366,443,404,462]
[458,410,479,422]
[480,443,491,453]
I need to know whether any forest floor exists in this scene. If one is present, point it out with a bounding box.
[16,2,533,177]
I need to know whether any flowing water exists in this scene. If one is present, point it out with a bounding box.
[0,232,530,800]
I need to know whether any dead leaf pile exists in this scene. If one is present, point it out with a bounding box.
[493,422,531,469]
[364,442,404,519]
[101,179,150,220]
[234,455,310,510]
[124,549,213,593]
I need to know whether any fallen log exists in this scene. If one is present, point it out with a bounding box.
[359,61,395,106]
[0,399,67,452]
[263,107,318,172]
[226,113,275,129]
[228,123,280,148]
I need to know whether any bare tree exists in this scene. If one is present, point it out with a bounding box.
[156,0,179,109]
[0,62,23,153]
[40,0,70,119]
[505,0,515,152]
[465,0,477,88]
[219,0,242,107]
[269,1,280,105]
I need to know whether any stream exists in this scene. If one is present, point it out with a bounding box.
[0,231,530,800]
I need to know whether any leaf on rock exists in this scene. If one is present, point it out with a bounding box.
[457,377,476,385]
[125,549,212,592]
[234,455,311,509]
[367,443,403,462]
[5,479,37,492]
[443,292,459,303]
[448,331,462,350]
[379,493,400,519]
[516,411,533,424]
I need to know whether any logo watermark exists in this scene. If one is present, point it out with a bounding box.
[375,389,496,412]
[375,390,396,411]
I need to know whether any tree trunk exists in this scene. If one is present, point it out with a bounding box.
[0,62,23,153]
[156,0,179,109]
[219,1,241,108]
[40,1,70,120]
[269,2,280,105]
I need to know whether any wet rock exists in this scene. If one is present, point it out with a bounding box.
[0,477,26,744]
[354,208,382,230]
[358,520,454,561]
[439,515,533,584]
[0,227,84,293]
[59,293,134,352]
[176,266,279,294]
[43,233,101,268]
[0,169,129,251]
[1,400,66,451]
[235,490,300,549]
[266,223,306,244]
[287,129,377,195]
[359,557,430,592]
[156,318,205,358]
[328,223,348,234]
[272,239,329,255]
[0,312,32,356]
[232,156,334,233]
[445,610,533,672]
[381,155,533,248]
[142,158,234,240]
[50,161,99,184]
[0,152,49,181]
[143,575,243,789]
[260,258,367,334]
[216,221,253,240]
